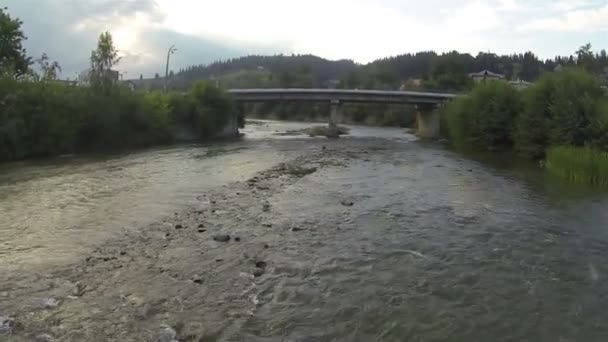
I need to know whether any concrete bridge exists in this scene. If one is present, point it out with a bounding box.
[228,88,458,138]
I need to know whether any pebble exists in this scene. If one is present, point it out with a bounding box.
[0,316,16,334]
[340,200,354,207]
[212,234,231,242]
[262,203,271,212]
[42,297,60,309]
[192,275,204,285]
[198,224,205,228]
[262,223,273,227]
[234,236,241,242]
[175,224,184,230]
[35,333,55,342]
[72,282,87,297]
[158,326,178,342]
[255,261,267,269]
[198,229,207,233]
[253,268,265,277]
[263,244,270,249]
[291,227,304,232]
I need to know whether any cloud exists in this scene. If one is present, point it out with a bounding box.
[520,2,608,32]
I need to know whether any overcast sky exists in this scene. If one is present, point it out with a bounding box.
[4,0,608,78]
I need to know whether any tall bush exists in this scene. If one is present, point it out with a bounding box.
[515,68,605,158]
[442,81,522,150]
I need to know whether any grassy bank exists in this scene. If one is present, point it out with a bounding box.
[546,146,608,186]
[0,79,236,162]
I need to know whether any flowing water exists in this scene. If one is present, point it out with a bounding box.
[2,120,608,341]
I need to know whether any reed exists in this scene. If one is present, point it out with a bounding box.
[545,146,608,186]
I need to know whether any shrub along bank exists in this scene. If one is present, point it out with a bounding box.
[441,68,608,185]
[0,79,237,162]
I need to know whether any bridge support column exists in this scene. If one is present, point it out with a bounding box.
[416,104,440,139]
[328,99,341,138]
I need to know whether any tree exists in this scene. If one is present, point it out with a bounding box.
[90,31,120,93]
[428,52,472,91]
[0,7,31,76]
[576,43,595,73]
[35,53,61,81]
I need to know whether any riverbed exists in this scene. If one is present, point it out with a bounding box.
[2,120,608,341]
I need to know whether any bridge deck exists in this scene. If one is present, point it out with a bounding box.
[229,88,457,105]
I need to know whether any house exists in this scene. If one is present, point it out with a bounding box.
[508,79,532,90]
[469,70,505,83]
[400,78,423,90]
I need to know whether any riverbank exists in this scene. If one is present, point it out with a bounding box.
[3,124,608,341]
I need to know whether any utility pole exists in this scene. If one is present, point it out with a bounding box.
[164,45,177,93]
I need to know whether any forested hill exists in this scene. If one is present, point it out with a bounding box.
[176,54,358,87]
[148,45,608,92]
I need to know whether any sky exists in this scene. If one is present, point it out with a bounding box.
[4,0,608,78]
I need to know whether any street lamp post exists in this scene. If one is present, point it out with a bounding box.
[164,45,177,92]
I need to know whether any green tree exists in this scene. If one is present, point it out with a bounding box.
[428,52,473,91]
[442,81,522,150]
[0,7,31,76]
[90,31,120,93]
[35,53,61,81]
[515,68,605,158]
[576,43,595,73]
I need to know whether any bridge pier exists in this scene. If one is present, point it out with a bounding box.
[328,99,341,138]
[416,104,440,139]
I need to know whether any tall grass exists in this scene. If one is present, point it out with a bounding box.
[545,146,608,186]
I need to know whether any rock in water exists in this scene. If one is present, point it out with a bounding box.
[72,282,87,297]
[253,268,265,277]
[0,316,16,334]
[340,200,354,207]
[212,234,231,242]
[35,333,55,342]
[158,326,178,342]
[42,298,60,309]
[255,261,267,269]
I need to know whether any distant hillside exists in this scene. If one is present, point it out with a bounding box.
[177,54,358,88]
[129,46,608,92]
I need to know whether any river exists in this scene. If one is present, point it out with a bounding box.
[2,120,608,341]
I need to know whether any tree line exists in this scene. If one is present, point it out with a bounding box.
[0,7,237,162]
[170,47,608,92]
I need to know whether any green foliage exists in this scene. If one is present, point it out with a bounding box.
[90,32,121,93]
[442,81,522,150]
[514,68,605,158]
[189,82,236,138]
[0,77,237,162]
[546,146,608,186]
[0,7,31,76]
[166,81,236,140]
[427,52,474,91]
